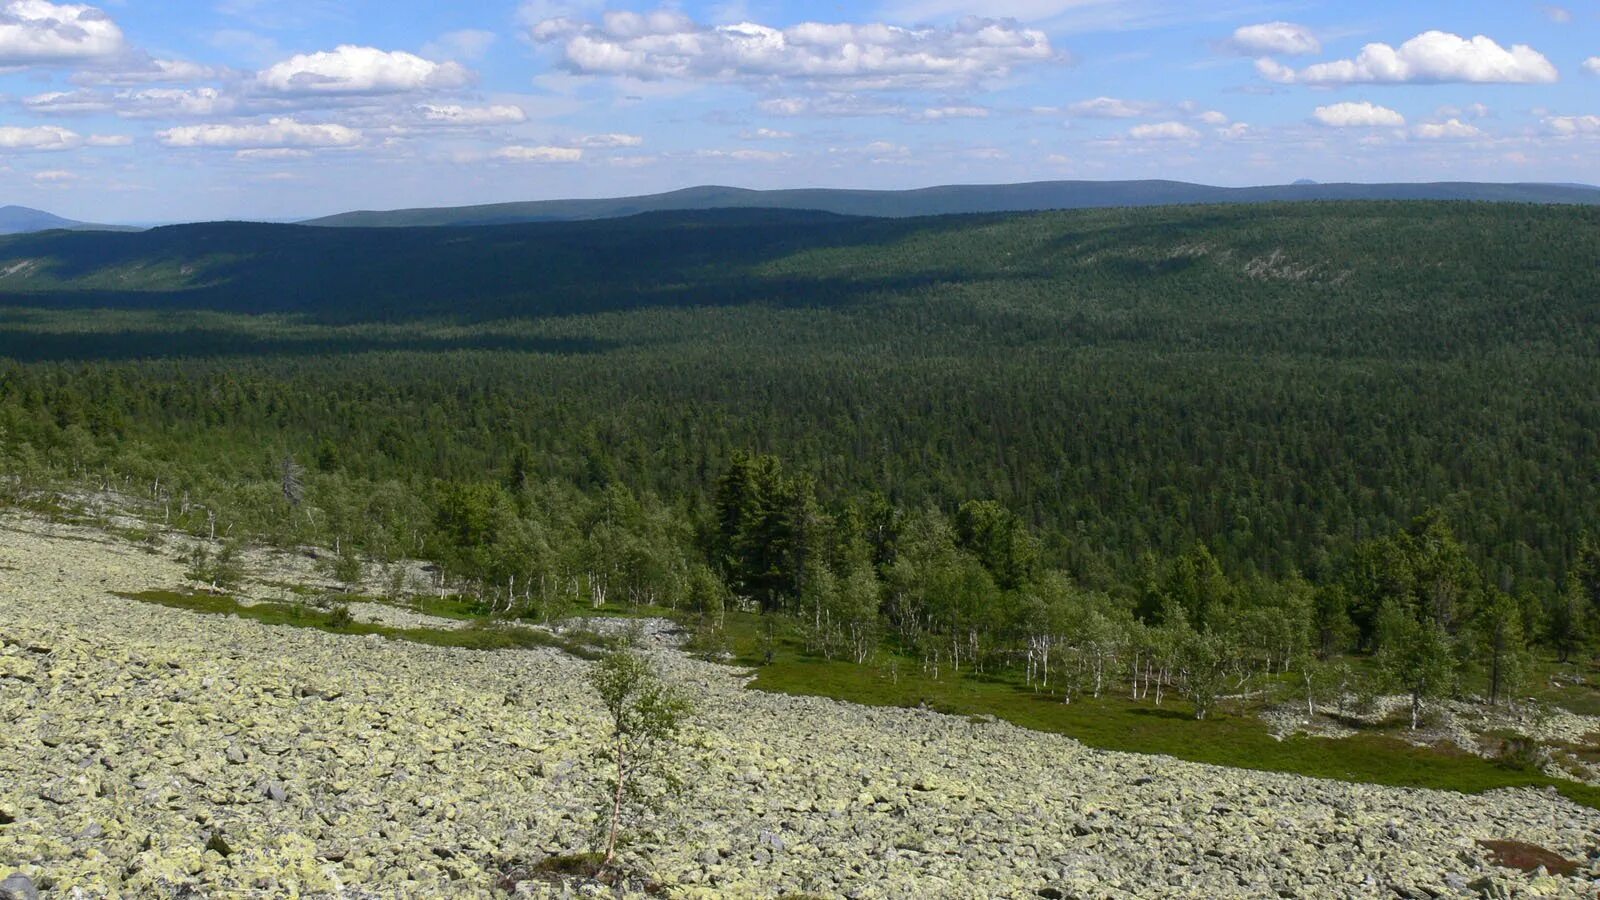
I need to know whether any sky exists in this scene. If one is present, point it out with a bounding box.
[0,0,1596,223]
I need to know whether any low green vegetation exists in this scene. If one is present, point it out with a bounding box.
[115,590,607,657]
[707,608,1600,809]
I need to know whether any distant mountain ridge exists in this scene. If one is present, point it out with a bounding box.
[0,205,132,235]
[303,180,1600,228]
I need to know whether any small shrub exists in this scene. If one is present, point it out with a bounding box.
[682,621,731,661]
[1493,736,1552,773]
[324,603,355,629]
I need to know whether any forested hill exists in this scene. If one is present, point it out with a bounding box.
[0,205,129,235]
[1,201,1598,590]
[302,180,1600,228]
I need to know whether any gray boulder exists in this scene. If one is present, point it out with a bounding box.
[0,873,38,900]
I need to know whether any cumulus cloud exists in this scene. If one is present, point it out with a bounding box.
[416,103,527,125]
[0,0,124,65]
[0,124,80,149]
[1313,101,1406,127]
[1128,121,1198,140]
[1068,96,1156,118]
[739,127,793,139]
[1546,115,1600,135]
[1230,22,1319,56]
[494,145,583,162]
[32,169,77,182]
[574,133,642,148]
[85,133,129,146]
[529,12,1054,89]
[257,45,473,94]
[1413,118,1483,140]
[1197,110,1230,126]
[157,117,363,149]
[1585,57,1600,75]
[1258,31,1558,84]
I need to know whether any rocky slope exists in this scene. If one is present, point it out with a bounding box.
[3,514,1600,898]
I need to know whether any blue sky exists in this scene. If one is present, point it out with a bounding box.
[0,0,1596,222]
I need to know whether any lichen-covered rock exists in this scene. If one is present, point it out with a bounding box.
[4,513,1600,899]
[0,874,38,900]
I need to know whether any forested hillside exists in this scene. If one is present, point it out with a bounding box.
[2,202,1599,720]
[300,181,1600,228]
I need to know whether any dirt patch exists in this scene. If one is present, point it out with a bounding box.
[1476,840,1580,876]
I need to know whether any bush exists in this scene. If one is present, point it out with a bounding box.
[1493,736,1552,773]
[682,621,731,661]
[324,603,355,629]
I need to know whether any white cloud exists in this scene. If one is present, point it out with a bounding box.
[607,155,656,168]
[1216,123,1250,140]
[1197,110,1229,125]
[1068,96,1155,118]
[1259,31,1558,84]
[23,90,110,114]
[494,145,584,162]
[73,56,222,85]
[0,0,124,65]
[25,86,235,118]
[257,45,473,94]
[1546,115,1600,135]
[416,103,527,125]
[32,169,77,182]
[757,95,907,118]
[530,13,1054,89]
[234,148,313,160]
[158,117,363,149]
[1230,22,1319,56]
[117,87,235,118]
[1128,121,1198,140]
[1313,101,1406,127]
[739,127,793,139]
[1585,57,1600,75]
[1435,102,1491,119]
[1413,118,1483,140]
[86,134,130,146]
[574,133,642,148]
[1542,6,1572,23]
[919,105,988,120]
[0,124,79,149]
[695,148,789,161]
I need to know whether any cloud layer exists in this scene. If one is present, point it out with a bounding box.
[530,12,1055,89]
[158,117,363,149]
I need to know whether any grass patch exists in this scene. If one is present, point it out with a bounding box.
[689,609,1600,811]
[116,590,607,658]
